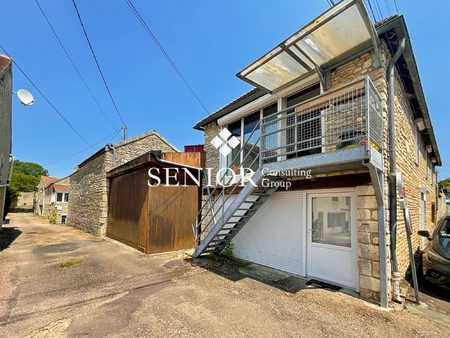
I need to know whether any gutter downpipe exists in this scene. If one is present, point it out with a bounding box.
[387,36,406,303]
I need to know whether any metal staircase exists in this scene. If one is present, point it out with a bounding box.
[192,120,281,258]
[192,76,384,258]
[193,169,281,257]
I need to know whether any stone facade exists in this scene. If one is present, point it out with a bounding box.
[203,122,221,181]
[392,69,438,277]
[199,41,440,304]
[68,131,177,236]
[34,176,70,224]
[0,56,12,223]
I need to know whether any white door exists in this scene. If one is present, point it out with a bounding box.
[306,192,357,288]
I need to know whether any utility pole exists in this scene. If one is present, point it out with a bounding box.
[122,126,127,141]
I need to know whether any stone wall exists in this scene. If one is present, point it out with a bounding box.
[392,70,438,277]
[14,192,35,211]
[356,185,384,302]
[203,122,221,181]
[0,60,12,222]
[436,190,447,222]
[331,50,389,302]
[68,132,177,236]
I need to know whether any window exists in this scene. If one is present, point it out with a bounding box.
[56,192,69,203]
[56,192,63,202]
[225,107,271,171]
[242,112,260,171]
[226,120,242,173]
[61,214,67,225]
[311,195,351,247]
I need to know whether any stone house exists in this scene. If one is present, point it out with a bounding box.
[35,176,70,224]
[0,55,12,223]
[68,130,178,236]
[192,1,441,308]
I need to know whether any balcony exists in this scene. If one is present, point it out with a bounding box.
[259,76,384,174]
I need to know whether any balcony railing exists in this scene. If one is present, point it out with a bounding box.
[260,76,383,164]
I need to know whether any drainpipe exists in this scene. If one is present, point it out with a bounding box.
[107,144,116,168]
[387,36,406,303]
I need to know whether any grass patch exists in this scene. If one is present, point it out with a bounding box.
[60,259,83,268]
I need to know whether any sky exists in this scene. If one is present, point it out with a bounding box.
[1,0,449,178]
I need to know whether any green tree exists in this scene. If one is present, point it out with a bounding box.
[439,177,450,186]
[3,160,48,218]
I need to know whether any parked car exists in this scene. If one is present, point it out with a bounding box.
[445,196,450,205]
[418,216,450,291]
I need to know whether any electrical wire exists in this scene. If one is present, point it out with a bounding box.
[43,128,121,167]
[365,0,378,22]
[393,0,399,14]
[384,0,391,16]
[34,0,118,133]
[0,44,92,147]
[374,0,384,19]
[71,0,127,129]
[125,0,209,114]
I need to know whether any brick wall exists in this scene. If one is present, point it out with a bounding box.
[68,132,177,236]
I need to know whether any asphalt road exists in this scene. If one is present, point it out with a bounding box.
[1,213,449,337]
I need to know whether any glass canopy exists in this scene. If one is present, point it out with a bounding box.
[237,0,377,92]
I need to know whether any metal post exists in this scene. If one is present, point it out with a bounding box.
[367,163,389,308]
[365,76,371,152]
[122,126,127,141]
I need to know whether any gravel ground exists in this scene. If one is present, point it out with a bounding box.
[0,213,449,337]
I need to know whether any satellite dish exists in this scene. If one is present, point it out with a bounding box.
[17,89,34,106]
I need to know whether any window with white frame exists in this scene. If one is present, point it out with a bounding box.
[61,214,67,224]
[56,192,69,203]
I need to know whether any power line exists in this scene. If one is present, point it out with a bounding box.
[43,129,121,167]
[0,44,92,147]
[366,0,378,22]
[71,0,127,132]
[374,0,384,19]
[393,0,399,14]
[125,0,210,114]
[34,0,118,133]
[384,0,391,16]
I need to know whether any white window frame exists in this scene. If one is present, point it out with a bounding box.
[55,192,69,203]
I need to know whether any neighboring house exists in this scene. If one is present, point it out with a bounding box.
[35,176,59,217]
[0,55,13,223]
[35,176,70,224]
[192,1,441,308]
[68,130,178,236]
